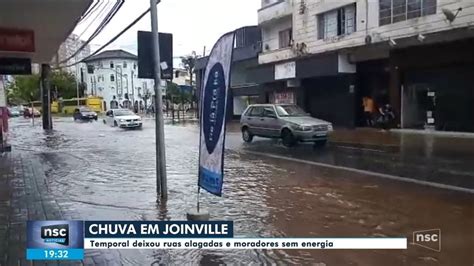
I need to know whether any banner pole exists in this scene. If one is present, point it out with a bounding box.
[197,186,201,213]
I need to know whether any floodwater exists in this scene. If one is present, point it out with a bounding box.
[8,117,474,265]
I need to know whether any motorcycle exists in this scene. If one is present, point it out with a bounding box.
[376,104,395,129]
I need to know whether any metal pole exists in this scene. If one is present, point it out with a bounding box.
[75,56,80,107]
[41,64,52,130]
[150,0,167,199]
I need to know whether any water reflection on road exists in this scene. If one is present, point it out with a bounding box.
[9,118,473,265]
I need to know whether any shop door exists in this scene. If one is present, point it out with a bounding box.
[402,84,435,129]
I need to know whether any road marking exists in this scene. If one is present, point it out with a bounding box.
[244,150,474,194]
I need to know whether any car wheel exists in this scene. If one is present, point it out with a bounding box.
[242,127,253,143]
[114,121,118,127]
[282,128,296,147]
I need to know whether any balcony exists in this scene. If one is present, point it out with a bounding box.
[258,0,292,25]
[258,47,294,65]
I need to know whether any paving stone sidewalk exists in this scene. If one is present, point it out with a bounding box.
[0,152,121,266]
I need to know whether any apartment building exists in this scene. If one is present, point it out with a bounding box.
[195,26,263,118]
[256,0,474,131]
[83,50,154,111]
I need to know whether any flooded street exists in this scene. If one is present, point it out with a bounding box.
[8,117,473,265]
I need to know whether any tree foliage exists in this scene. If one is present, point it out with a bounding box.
[181,52,198,106]
[51,71,78,99]
[6,74,40,104]
[6,71,78,104]
[166,82,192,104]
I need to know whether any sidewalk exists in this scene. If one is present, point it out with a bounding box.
[0,152,121,266]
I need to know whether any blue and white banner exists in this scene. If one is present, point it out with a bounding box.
[199,32,235,196]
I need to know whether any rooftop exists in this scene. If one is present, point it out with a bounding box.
[83,49,137,62]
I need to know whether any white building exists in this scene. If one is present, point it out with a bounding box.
[256,0,474,132]
[173,68,191,86]
[83,49,155,111]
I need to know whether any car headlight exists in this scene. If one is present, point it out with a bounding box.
[119,119,125,122]
[327,124,333,131]
[294,125,312,131]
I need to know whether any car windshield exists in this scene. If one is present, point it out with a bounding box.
[114,110,134,116]
[80,107,92,112]
[275,105,307,117]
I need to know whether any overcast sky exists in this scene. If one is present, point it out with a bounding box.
[74,0,260,64]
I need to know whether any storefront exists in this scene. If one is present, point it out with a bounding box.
[231,85,265,118]
[392,38,474,132]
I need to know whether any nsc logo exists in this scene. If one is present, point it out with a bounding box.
[412,229,441,252]
[27,220,83,249]
[41,224,69,245]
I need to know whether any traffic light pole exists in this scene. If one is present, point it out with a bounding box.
[150,0,167,199]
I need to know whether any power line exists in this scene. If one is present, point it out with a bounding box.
[77,0,113,40]
[59,0,125,64]
[77,0,101,25]
[55,6,152,70]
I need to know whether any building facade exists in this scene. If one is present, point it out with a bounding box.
[256,0,474,131]
[54,34,91,73]
[173,68,191,86]
[195,26,263,119]
[83,50,155,111]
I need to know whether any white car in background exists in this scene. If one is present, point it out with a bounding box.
[103,109,142,129]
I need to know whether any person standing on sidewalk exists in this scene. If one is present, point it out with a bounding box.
[110,96,119,109]
[362,96,375,126]
[134,100,139,114]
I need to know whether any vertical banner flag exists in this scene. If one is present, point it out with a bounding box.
[198,32,235,196]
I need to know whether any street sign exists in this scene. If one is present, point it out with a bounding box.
[198,32,235,196]
[0,57,31,75]
[137,31,173,80]
[0,28,35,52]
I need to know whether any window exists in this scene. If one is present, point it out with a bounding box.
[110,61,114,68]
[318,4,356,40]
[123,61,127,68]
[110,74,115,82]
[263,107,276,117]
[278,28,292,48]
[99,61,103,68]
[379,0,437,26]
[248,106,264,117]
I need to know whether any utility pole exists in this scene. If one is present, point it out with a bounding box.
[75,55,80,107]
[150,0,167,199]
[41,64,52,130]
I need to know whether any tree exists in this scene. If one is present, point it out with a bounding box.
[50,71,78,99]
[6,74,40,104]
[181,52,198,106]
[166,82,192,104]
[6,71,78,104]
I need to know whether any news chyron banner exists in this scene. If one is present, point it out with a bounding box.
[27,220,84,260]
[198,31,235,196]
[27,220,408,261]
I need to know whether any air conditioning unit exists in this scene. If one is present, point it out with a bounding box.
[299,0,306,14]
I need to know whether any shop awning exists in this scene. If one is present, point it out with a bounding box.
[0,0,93,63]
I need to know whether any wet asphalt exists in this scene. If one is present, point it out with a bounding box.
[7,117,473,265]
